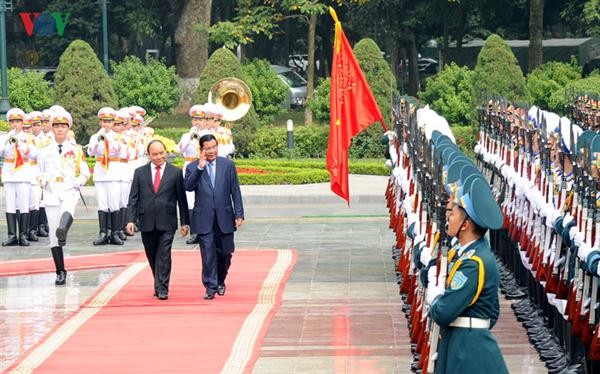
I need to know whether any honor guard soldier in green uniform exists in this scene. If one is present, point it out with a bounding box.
[426,170,509,373]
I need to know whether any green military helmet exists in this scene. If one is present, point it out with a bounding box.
[457,177,503,230]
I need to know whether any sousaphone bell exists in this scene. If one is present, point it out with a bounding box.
[208,77,252,122]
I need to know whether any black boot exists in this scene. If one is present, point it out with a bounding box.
[18,212,30,246]
[117,207,127,241]
[51,246,67,286]
[93,211,109,245]
[56,212,74,247]
[2,213,19,246]
[186,210,197,244]
[28,209,39,242]
[37,208,49,237]
[110,211,124,245]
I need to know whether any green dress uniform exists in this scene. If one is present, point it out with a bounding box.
[429,237,508,373]
[428,171,509,374]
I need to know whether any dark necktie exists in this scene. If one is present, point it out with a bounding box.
[208,162,215,188]
[154,165,161,193]
[58,144,63,154]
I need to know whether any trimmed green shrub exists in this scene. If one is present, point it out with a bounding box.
[154,127,190,144]
[309,77,331,122]
[196,47,260,157]
[527,59,581,114]
[472,34,529,104]
[242,59,287,121]
[548,72,600,116]
[452,125,478,160]
[350,39,396,158]
[419,63,475,126]
[248,124,329,158]
[0,120,9,131]
[0,68,54,112]
[53,40,118,143]
[112,56,180,116]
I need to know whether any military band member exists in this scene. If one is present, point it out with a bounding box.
[38,111,90,285]
[205,103,235,157]
[26,111,46,242]
[0,108,37,246]
[179,104,206,245]
[86,107,124,245]
[113,110,132,241]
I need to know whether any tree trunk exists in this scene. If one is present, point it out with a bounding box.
[442,16,449,68]
[455,7,467,65]
[528,0,544,72]
[175,0,211,78]
[174,0,211,113]
[386,35,400,90]
[304,14,316,125]
[407,33,419,96]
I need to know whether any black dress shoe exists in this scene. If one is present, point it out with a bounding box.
[204,292,215,300]
[217,284,226,296]
[55,271,67,286]
[157,293,168,300]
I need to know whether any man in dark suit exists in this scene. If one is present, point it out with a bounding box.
[126,140,190,300]
[185,134,244,300]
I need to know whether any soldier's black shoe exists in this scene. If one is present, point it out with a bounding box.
[203,292,215,300]
[93,233,109,245]
[2,213,18,246]
[28,229,39,241]
[186,234,198,245]
[55,270,67,286]
[19,233,30,246]
[56,213,73,247]
[37,224,49,237]
[110,232,124,245]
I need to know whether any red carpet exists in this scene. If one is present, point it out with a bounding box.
[7,249,296,373]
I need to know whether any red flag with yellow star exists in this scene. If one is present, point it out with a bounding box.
[327,7,387,204]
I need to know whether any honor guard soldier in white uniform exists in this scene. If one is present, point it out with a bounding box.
[39,111,90,285]
[179,104,207,244]
[36,109,55,237]
[113,110,132,241]
[87,107,124,245]
[0,108,37,246]
[26,111,47,242]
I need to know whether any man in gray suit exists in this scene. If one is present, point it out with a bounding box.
[126,140,190,300]
[185,134,244,300]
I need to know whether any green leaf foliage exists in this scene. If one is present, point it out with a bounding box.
[451,125,478,160]
[353,38,397,127]
[472,34,529,104]
[53,40,118,143]
[196,47,260,158]
[1,68,54,112]
[248,124,329,158]
[154,127,190,143]
[309,77,331,122]
[527,60,581,113]
[351,39,397,158]
[112,56,180,116]
[548,72,600,116]
[242,59,287,121]
[419,63,475,126]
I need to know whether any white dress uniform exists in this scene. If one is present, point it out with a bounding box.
[87,129,123,212]
[39,141,90,248]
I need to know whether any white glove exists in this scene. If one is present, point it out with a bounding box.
[577,243,593,262]
[413,234,425,246]
[420,246,432,267]
[401,180,409,193]
[426,265,444,305]
[573,232,585,248]
[563,213,574,228]
[474,144,482,155]
[75,175,87,188]
[403,197,413,213]
[569,227,580,242]
[384,159,394,170]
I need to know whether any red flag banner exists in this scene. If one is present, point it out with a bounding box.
[327,7,387,204]
[14,144,24,170]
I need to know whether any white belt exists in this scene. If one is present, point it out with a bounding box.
[449,317,490,329]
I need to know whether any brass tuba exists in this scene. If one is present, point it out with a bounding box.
[208,78,252,122]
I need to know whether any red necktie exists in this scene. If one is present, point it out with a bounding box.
[154,165,161,193]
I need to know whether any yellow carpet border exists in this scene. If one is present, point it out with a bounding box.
[221,249,294,374]
[10,262,147,373]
